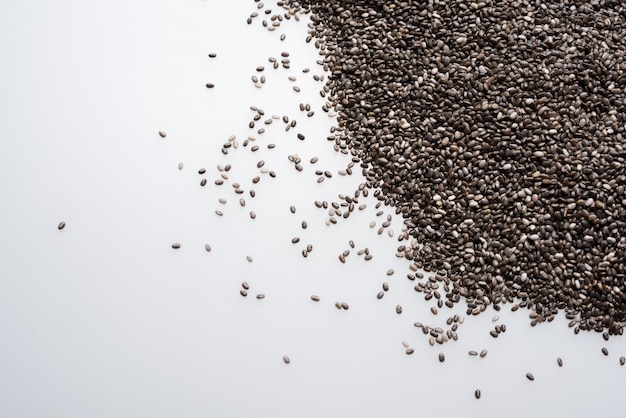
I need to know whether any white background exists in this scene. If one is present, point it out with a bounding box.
[0,1,624,417]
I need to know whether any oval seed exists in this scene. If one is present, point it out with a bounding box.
[376,291,384,300]
[310,295,320,302]
[406,348,415,355]
[301,221,307,229]
[158,131,166,138]
[256,294,265,300]
[246,255,253,263]
[242,282,249,290]
[557,357,563,367]
[468,351,478,356]
[205,244,212,252]
[215,210,223,216]
[602,347,609,356]
[341,302,349,310]
[290,205,296,213]
[291,237,300,244]
[620,356,625,366]
[178,162,184,170]
[283,355,290,364]
[382,282,389,292]
[439,353,445,362]
[475,390,481,399]
[171,243,181,249]
[396,305,402,314]
[480,349,488,358]
[240,290,247,297]
[526,373,535,381]
[386,269,395,276]
[250,211,256,219]
[57,222,66,230]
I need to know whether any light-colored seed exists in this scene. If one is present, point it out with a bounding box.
[246,255,253,262]
[402,341,410,348]
[205,244,212,252]
[335,301,342,309]
[386,269,394,276]
[178,162,184,170]
[364,254,373,260]
[250,211,256,219]
[492,315,500,322]
[283,355,290,364]
[57,222,66,230]
[218,198,227,204]
[171,243,181,249]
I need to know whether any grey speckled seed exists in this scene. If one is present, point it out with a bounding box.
[205,244,212,252]
[396,305,402,314]
[283,355,290,364]
[256,294,265,300]
[376,291,384,300]
[480,350,487,358]
[341,302,349,310]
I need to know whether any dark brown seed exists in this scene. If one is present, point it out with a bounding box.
[490,330,498,338]
[468,351,478,356]
[200,179,207,186]
[205,244,212,252]
[526,373,535,381]
[256,66,264,72]
[215,210,223,216]
[290,205,296,213]
[406,348,415,355]
[341,302,349,310]
[291,237,300,244]
[602,347,609,356]
[475,390,481,399]
[57,222,66,230]
[242,282,249,290]
[557,357,563,367]
[205,83,215,88]
[171,243,181,249]
[439,353,445,362]
[301,221,307,229]
[382,282,389,292]
[396,305,402,314]
[376,291,384,300]
[310,295,320,302]
[620,356,625,366]
[240,290,247,297]
[158,131,166,138]
[283,355,290,364]
[480,350,488,358]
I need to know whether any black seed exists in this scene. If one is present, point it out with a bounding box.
[206,83,215,88]
[341,302,349,310]
[158,131,166,138]
[475,390,481,399]
[526,373,535,381]
[439,353,445,362]
[57,222,66,230]
[602,347,609,356]
[171,243,181,249]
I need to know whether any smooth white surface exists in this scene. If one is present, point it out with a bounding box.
[0,1,624,417]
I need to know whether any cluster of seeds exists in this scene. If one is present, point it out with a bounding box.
[281,0,626,337]
[150,0,626,402]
